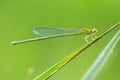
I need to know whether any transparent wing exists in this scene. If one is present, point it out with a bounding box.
[33,27,82,37]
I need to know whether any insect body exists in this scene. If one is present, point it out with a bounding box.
[11,27,97,45]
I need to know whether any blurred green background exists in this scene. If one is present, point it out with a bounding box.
[0,0,120,80]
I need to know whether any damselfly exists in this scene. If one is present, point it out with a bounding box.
[11,27,97,45]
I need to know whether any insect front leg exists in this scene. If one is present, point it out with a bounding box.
[90,32,97,41]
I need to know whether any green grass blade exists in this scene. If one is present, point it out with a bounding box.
[82,30,120,80]
[33,22,120,80]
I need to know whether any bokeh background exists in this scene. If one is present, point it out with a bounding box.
[0,0,120,80]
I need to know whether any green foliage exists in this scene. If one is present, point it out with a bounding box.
[82,30,120,80]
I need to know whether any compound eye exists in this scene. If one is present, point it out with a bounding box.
[92,28,97,33]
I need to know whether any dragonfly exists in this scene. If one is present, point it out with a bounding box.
[11,27,97,45]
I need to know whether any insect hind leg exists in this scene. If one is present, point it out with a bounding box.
[85,35,90,43]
